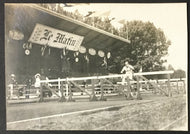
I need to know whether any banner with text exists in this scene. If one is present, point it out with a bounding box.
[28,23,84,51]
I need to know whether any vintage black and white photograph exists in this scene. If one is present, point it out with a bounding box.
[5,3,188,130]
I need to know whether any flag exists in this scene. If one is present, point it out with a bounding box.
[118,19,126,25]
[89,10,111,18]
[110,17,115,21]
[62,3,74,7]
[85,11,95,17]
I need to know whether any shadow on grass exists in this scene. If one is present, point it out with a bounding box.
[80,106,125,116]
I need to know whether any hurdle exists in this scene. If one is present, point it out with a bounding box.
[38,70,174,102]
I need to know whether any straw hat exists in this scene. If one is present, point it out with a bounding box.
[125,61,129,65]
[11,74,15,77]
[35,73,41,78]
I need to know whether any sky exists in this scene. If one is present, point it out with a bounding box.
[64,3,187,71]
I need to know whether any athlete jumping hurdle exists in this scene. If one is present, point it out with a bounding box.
[120,61,134,85]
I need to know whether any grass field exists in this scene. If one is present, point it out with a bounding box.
[7,94,187,130]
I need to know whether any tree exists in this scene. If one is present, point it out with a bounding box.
[114,20,171,73]
[167,64,174,70]
[172,69,186,79]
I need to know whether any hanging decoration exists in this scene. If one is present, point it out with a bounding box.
[41,45,47,56]
[107,52,111,59]
[60,49,63,59]
[9,29,24,40]
[23,42,32,55]
[48,47,51,55]
[28,43,32,49]
[75,57,79,62]
[79,46,86,54]
[25,49,30,55]
[101,57,107,67]
[62,47,66,56]
[61,47,67,59]
[98,50,105,57]
[67,57,70,61]
[74,51,79,62]
[88,48,96,56]
[74,51,79,57]
[84,54,89,63]
[23,42,32,49]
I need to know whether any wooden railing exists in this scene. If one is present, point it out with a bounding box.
[38,71,177,102]
[8,70,187,102]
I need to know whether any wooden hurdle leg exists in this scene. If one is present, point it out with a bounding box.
[167,74,172,97]
[38,84,44,102]
[126,77,133,100]
[59,81,66,102]
[71,81,91,97]
[67,81,75,102]
[89,79,98,101]
[146,82,149,90]
[58,78,61,96]
[183,80,186,94]
[153,80,157,94]
[161,83,166,95]
[176,80,180,94]
[158,82,165,95]
[44,85,60,98]
[65,81,69,97]
[99,79,107,101]
[139,75,168,96]
[136,76,142,100]
[158,83,162,95]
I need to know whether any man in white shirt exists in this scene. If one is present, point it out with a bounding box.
[121,61,134,85]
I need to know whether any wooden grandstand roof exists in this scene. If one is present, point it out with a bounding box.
[5,4,130,53]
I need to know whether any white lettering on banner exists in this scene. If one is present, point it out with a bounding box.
[28,23,84,51]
